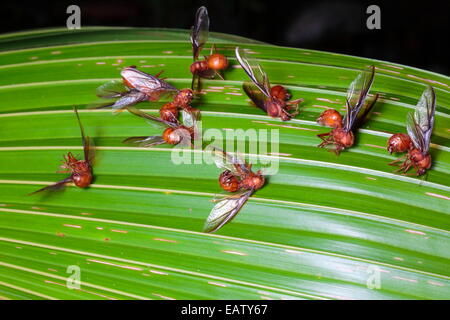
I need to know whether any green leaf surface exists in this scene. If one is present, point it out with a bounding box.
[0,28,449,300]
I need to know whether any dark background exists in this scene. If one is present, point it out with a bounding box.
[1,0,449,74]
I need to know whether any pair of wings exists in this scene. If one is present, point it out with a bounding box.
[235,47,271,113]
[190,6,209,61]
[203,148,255,233]
[30,107,94,194]
[406,86,436,153]
[211,147,250,177]
[342,65,377,131]
[120,67,178,97]
[123,106,200,147]
[94,67,179,111]
[203,189,254,233]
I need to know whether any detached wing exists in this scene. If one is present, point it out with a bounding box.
[343,65,376,131]
[406,86,436,153]
[190,6,209,60]
[203,189,254,233]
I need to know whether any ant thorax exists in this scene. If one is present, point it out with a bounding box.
[266,97,287,119]
[240,172,265,191]
[409,149,432,171]
[190,60,209,75]
[332,128,354,148]
[173,89,194,107]
[159,102,179,122]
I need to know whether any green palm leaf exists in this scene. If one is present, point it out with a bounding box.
[0,27,448,300]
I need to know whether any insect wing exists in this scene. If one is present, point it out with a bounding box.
[190,6,209,60]
[212,148,249,176]
[96,80,129,98]
[203,189,253,233]
[121,67,178,97]
[243,82,268,112]
[29,177,73,195]
[343,65,376,131]
[112,91,149,111]
[127,106,179,128]
[353,93,379,129]
[73,107,95,164]
[407,86,436,153]
[123,136,165,147]
[235,47,271,97]
[181,108,199,128]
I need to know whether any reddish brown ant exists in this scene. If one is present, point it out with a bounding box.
[316,65,379,155]
[203,148,265,233]
[388,86,436,176]
[190,6,229,91]
[30,107,94,194]
[123,106,200,147]
[235,47,303,121]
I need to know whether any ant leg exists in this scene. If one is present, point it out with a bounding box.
[285,99,303,116]
[279,108,296,120]
[287,98,304,105]
[214,70,224,80]
[401,170,420,177]
[317,133,332,148]
[389,154,407,166]
[317,133,332,146]
[396,160,412,173]
[154,70,165,78]
[210,43,217,55]
[286,103,300,118]
[332,146,340,156]
[330,142,344,156]
[317,132,331,140]
[191,74,199,91]
[399,164,414,175]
